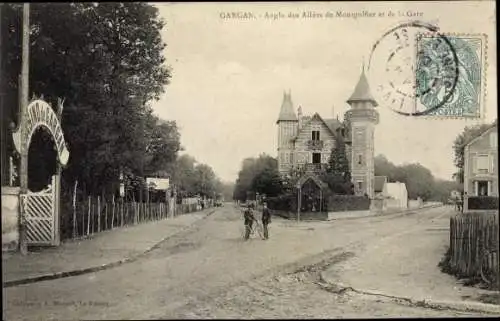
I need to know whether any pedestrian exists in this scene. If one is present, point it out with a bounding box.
[261,202,271,240]
[243,205,255,240]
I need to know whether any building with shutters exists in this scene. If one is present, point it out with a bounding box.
[463,122,498,212]
[276,68,379,198]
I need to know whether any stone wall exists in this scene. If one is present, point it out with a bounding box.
[2,187,20,252]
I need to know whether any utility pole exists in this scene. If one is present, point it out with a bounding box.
[19,3,30,255]
[0,4,4,185]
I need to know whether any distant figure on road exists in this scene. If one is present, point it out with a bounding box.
[262,202,271,240]
[243,205,256,240]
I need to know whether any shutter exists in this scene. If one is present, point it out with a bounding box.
[490,132,498,148]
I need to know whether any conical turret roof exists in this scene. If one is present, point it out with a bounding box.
[277,90,297,123]
[347,68,378,107]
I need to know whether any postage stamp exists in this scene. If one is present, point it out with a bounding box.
[367,21,487,118]
[414,33,487,118]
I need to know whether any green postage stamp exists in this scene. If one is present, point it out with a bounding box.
[415,33,487,118]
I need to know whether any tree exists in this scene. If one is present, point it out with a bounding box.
[374,154,459,202]
[144,115,182,176]
[252,167,283,197]
[169,154,223,199]
[2,3,173,196]
[172,154,197,197]
[193,163,218,197]
[322,136,352,194]
[326,137,350,179]
[233,154,280,201]
[452,121,496,184]
[398,163,435,200]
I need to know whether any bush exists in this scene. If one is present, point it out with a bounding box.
[468,196,499,210]
[327,195,370,212]
[266,192,297,212]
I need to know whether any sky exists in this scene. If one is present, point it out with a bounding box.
[151,1,497,183]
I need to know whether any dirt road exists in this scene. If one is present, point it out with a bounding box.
[3,205,488,319]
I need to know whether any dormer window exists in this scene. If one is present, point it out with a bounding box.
[312,130,320,141]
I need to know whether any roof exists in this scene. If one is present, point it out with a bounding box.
[277,91,297,123]
[346,69,378,107]
[464,122,497,149]
[297,173,329,190]
[323,118,343,134]
[291,113,341,142]
[374,176,387,193]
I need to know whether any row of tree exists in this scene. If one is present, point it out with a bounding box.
[1,3,224,200]
[232,154,283,201]
[232,151,459,204]
[169,154,225,199]
[374,155,459,202]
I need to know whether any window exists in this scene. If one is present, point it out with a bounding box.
[357,181,363,191]
[477,181,489,196]
[312,153,321,164]
[358,154,363,165]
[475,155,489,173]
[490,132,497,148]
[311,130,320,141]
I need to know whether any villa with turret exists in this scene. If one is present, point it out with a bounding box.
[276,68,379,198]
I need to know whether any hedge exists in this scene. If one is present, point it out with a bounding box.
[266,193,297,212]
[268,193,370,213]
[327,195,370,212]
[468,196,499,210]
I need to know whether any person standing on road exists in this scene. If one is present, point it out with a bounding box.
[243,205,256,240]
[262,202,271,240]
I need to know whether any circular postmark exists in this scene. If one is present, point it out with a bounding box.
[367,21,459,116]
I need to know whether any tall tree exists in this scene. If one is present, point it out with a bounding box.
[193,163,218,198]
[252,167,283,197]
[374,154,458,202]
[233,154,280,201]
[3,3,173,196]
[322,135,352,194]
[326,137,350,179]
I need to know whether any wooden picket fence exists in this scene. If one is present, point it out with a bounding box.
[449,211,499,287]
[61,195,205,241]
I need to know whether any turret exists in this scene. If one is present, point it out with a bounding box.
[345,65,379,198]
[276,90,298,175]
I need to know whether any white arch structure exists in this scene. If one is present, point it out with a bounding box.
[12,99,69,166]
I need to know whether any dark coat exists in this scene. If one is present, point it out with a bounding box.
[244,209,255,225]
[262,207,271,224]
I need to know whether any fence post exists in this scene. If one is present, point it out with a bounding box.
[97,196,101,233]
[82,196,85,237]
[72,181,78,239]
[105,196,108,231]
[134,202,137,225]
[87,196,91,236]
[111,195,115,229]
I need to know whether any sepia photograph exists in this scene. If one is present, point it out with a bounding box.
[1,1,498,319]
